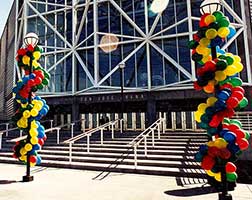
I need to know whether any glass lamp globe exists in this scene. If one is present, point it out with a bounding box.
[200,0,221,15]
[24,32,39,47]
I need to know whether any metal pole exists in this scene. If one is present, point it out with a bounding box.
[23,44,33,182]
[56,128,60,144]
[50,120,53,132]
[111,123,114,139]
[134,145,137,168]
[5,123,9,137]
[157,123,160,139]
[144,136,147,157]
[100,128,104,145]
[71,123,74,138]
[87,134,90,153]
[0,134,2,149]
[151,128,155,147]
[120,65,124,132]
[69,142,72,163]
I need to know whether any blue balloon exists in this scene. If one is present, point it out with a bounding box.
[217,90,230,100]
[223,132,236,143]
[195,152,203,162]
[36,155,42,165]
[216,46,225,54]
[29,73,36,79]
[228,26,236,39]
[33,144,41,151]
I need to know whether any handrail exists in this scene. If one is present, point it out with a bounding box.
[129,117,165,168]
[63,119,123,163]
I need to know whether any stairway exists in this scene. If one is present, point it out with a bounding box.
[0,130,209,178]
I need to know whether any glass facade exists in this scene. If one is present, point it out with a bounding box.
[15,0,251,96]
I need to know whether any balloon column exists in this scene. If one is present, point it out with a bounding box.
[188,8,250,189]
[12,33,50,178]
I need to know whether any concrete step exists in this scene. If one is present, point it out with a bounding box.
[0,157,206,178]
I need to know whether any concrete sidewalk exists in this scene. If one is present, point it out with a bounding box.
[0,163,251,200]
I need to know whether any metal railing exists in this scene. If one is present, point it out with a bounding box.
[129,118,165,168]
[63,119,123,163]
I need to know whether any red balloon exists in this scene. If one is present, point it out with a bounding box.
[219,148,231,159]
[232,129,245,139]
[17,48,26,56]
[201,155,215,170]
[226,97,239,108]
[233,86,245,94]
[226,162,237,173]
[193,34,200,42]
[38,138,44,146]
[27,79,35,87]
[208,146,219,157]
[30,155,37,163]
[194,82,202,91]
[199,13,210,27]
[237,138,249,150]
[34,77,42,85]
[209,114,222,128]
[204,61,216,72]
[231,91,244,101]
[220,83,233,90]
[27,44,34,52]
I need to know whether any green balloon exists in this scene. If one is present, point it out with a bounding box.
[226,56,234,65]
[239,97,248,108]
[218,17,230,27]
[44,72,51,79]
[192,53,203,62]
[230,77,242,87]
[37,84,44,89]
[216,60,228,70]
[230,119,242,128]
[245,131,251,140]
[42,78,49,86]
[223,118,230,124]
[188,40,198,49]
[226,172,237,182]
[213,11,224,21]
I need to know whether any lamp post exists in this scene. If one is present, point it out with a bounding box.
[119,62,125,131]
[200,1,232,200]
[23,32,39,182]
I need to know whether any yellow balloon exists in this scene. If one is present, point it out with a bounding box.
[29,128,38,137]
[20,148,27,155]
[23,110,31,118]
[206,170,216,177]
[197,103,208,113]
[224,65,238,76]
[234,62,243,73]
[20,155,27,162]
[218,27,230,38]
[215,71,226,81]
[207,97,217,106]
[32,60,40,68]
[31,109,39,117]
[201,55,211,63]
[203,81,215,93]
[204,15,216,25]
[214,172,221,182]
[207,141,215,147]
[215,138,228,148]
[233,55,241,63]
[199,38,210,47]
[22,55,30,65]
[25,143,33,151]
[31,137,38,145]
[194,111,202,123]
[33,51,41,60]
[206,28,217,39]
[30,162,36,167]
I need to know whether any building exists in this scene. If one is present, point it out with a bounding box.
[0,0,252,130]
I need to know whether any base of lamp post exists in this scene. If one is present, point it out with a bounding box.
[218,193,232,200]
[22,175,34,182]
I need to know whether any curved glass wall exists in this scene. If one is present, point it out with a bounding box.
[15,0,251,96]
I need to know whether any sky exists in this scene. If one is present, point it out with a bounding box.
[0,0,14,36]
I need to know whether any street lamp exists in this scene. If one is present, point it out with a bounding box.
[23,32,39,182]
[119,62,125,132]
[200,0,221,15]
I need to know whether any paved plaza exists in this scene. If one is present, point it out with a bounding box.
[0,164,251,200]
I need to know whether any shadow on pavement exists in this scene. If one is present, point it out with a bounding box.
[164,186,216,197]
[0,180,17,185]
